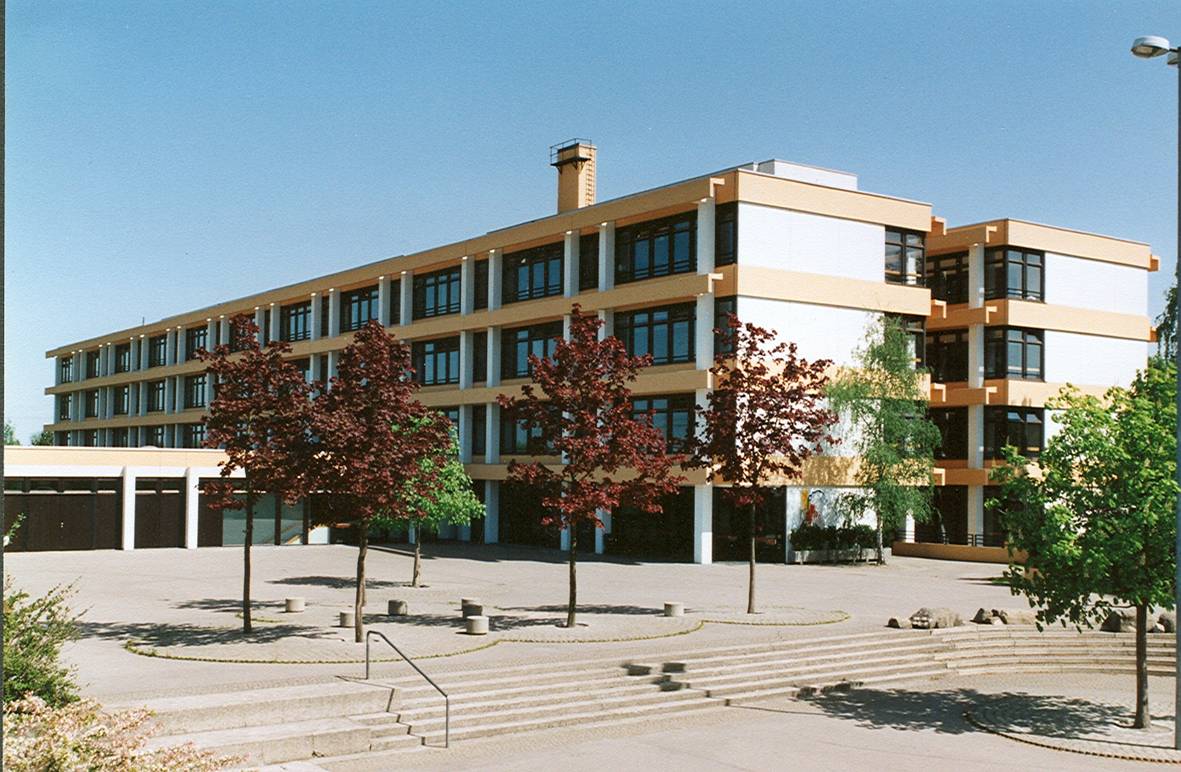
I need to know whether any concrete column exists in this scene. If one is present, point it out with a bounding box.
[488,251,503,310]
[483,480,499,544]
[693,484,713,564]
[784,487,804,563]
[177,329,188,363]
[253,307,265,344]
[594,508,611,555]
[166,329,177,365]
[459,330,474,389]
[484,403,500,463]
[164,378,175,415]
[327,351,339,379]
[598,223,614,292]
[966,242,986,543]
[399,274,412,326]
[408,525,417,545]
[309,294,321,340]
[697,197,716,274]
[597,309,614,340]
[461,258,475,315]
[139,339,149,369]
[121,467,137,550]
[377,277,391,327]
[562,315,572,341]
[219,317,230,346]
[458,404,473,464]
[563,231,578,298]
[268,304,279,343]
[138,383,148,417]
[328,293,341,337]
[695,293,715,370]
[184,468,200,549]
[206,320,217,352]
[204,371,215,407]
[486,327,501,387]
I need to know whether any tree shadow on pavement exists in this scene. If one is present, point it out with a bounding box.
[738,687,1140,737]
[499,604,662,616]
[172,598,288,613]
[363,611,569,632]
[269,575,407,590]
[77,619,339,647]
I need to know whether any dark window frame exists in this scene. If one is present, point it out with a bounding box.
[280,301,312,342]
[473,261,489,310]
[926,328,969,383]
[503,242,564,305]
[113,385,130,416]
[114,343,132,374]
[714,296,737,356]
[413,267,462,320]
[578,233,600,292]
[985,247,1044,302]
[411,336,461,386]
[84,389,99,419]
[148,334,167,367]
[473,330,488,384]
[59,357,74,384]
[341,285,380,332]
[632,393,695,453]
[183,373,208,409]
[715,202,737,266]
[501,321,563,380]
[615,211,697,285]
[927,251,969,304]
[885,228,925,286]
[929,407,968,460]
[185,326,209,361]
[615,303,696,366]
[984,406,1044,459]
[86,350,101,379]
[985,327,1044,381]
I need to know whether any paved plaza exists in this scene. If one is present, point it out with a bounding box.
[7,544,1179,769]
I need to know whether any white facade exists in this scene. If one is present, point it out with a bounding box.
[1043,252,1147,316]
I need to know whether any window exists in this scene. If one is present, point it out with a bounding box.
[892,315,926,367]
[615,303,695,365]
[59,357,74,384]
[113,385,130,416]
[499,406,549,455]
[438,406,460,427]
[290,357,311,382]
[181,423,207,449]
[502,322,563,380]
[280,301,312,342]
[147,425,165,447]
[615,211,696,284]
[929,407,968,459]
[411,337,460,386]
[984,407,1044,458]
[885,228,925,285]
[714,296,737,356]
[473,261,489,310]
[261,311,272,343]
[986,248,1044,301]
[471,404,486,457]
[111,428,130,448]
[632,394,694,453]
[317,354,329,382]
[54,432,68,447]
[503,243,563,304]
[84,390,99,418]
[927,252,969,304]
[186,326,208,360]
[82,430,98,447]
[715,202,737,266]
[925,329,969,382]
[148,334,167,367]
[413,267,462,319]
[389,279,401,325]
[473,330,488,383]
[114,343,132,374]
[57,395,70,421]
[341,285,379,332]
[86,351,101,378]
[320,295,331,336]
[184,374,207,409]
[148,380,166,412]
[985,327,1043,380]
[579,233,599,292]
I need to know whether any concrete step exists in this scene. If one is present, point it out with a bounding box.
[718,665,952,704]
[689,659,950,698]
[641,642,948,679]
[394,678,675,720]
[369,733,424,752]
[148,716,372,767]
[403,684,706,735]
[670,649,945,687]
[128,682,392,734]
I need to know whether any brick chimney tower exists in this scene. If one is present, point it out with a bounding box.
[549,139,596,213]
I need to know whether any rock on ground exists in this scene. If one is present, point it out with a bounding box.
[910,607,962,629]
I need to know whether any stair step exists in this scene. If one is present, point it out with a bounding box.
[637,641,947,676]
[395,678,672,718]
[692,660,950,697]
[658,646,946,679]
[677,651,946,688]
[148,717,371,766]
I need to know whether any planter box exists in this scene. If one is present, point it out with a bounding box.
[793,549,831,564]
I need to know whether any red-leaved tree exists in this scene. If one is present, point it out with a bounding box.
[198,314,315,633]
[309,321,452,643]
[498,305,684,628]
[691,315,838,614]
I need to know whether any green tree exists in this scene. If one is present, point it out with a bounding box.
[991,362,1177,729]
[1155,282,1177,361]
[376,425,484,587]
[4,422,20,446]
[826,315,940,564]
[3,578,79,707]
[29,431,54,446]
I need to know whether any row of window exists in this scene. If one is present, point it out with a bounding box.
[927,247,1045,304]
[925,327,1044,383]
[930,406,1044,460]
[66,423,203,449]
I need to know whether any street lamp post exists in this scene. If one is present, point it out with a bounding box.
[1131,33,1180,748]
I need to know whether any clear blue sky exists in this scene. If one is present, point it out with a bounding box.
[6,0,1179,441]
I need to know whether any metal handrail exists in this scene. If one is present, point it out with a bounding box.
[365,630,450,749]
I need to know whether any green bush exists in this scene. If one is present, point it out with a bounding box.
[3,578,79,707]
[791,522,877,554]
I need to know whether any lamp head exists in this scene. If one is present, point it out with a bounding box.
[1131,35,1171,58]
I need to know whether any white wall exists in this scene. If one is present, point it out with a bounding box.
[737,296,877,367]
[751,160,859,190]
[1043,330,1146,388]
[1043,253,1147,316]
[738,203,884,281]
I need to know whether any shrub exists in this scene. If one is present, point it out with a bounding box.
[3,696,236,771]
[3,578,79,707]
[791,522,877,555]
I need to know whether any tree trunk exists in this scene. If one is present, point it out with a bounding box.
[354,525,368,644]
[876,514,885,566]
[747,502,757,615]
[1134,602,1150,728]
[242,490,254,634]
[566,526,578,629]
[412,538,422,588]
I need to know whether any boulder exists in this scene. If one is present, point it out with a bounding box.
[972,608,992,624]
[887,616,912,629]
[994,608,1038,626]
[1101,608,1138,632]
[1160,611,1176,633]
[909,607,962,629]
